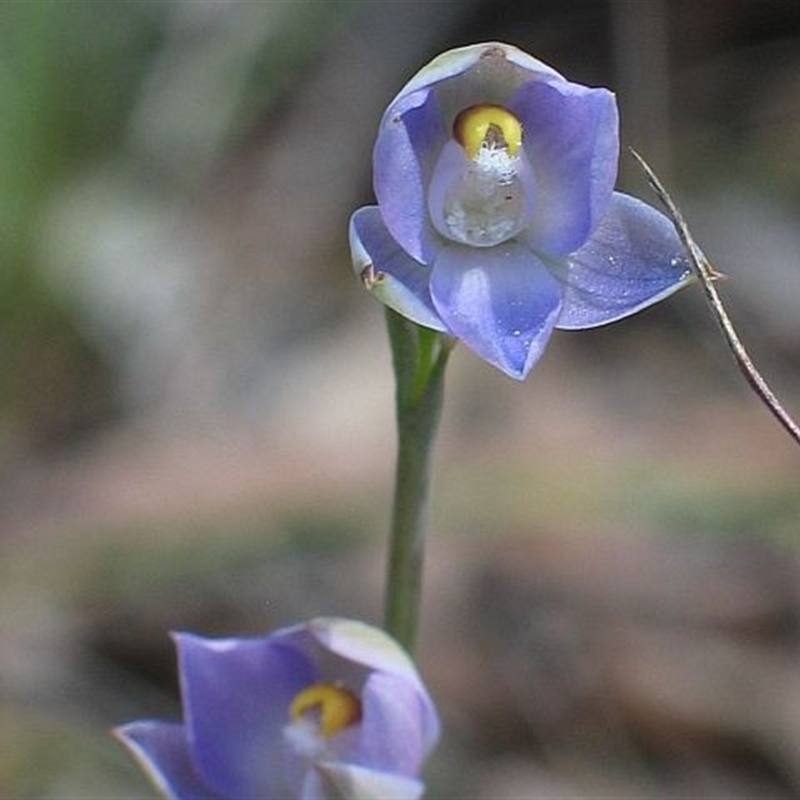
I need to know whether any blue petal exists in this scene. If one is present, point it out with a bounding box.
[430,242,563,379]
[349,206,447,332]
[554,192,693,330]
[374,87,446,265]
[176,632,317,799]
[114,722,220,800]
[308,617,441,759]
[354,672,427,776]
[510,78,618,256]
[392,42,564,103]
[315,762,425,800]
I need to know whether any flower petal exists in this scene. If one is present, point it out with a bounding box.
[176,632,317,799]
[393,41,564,104]
[374,87,446,265]
[349,206,446,332]
[308,617,440,756]
[510,78,618,256]
[554,192,693,329]
[430,242,563,379]
[355,672,428,776]
[314,761,425,800]
[114,722,220,800]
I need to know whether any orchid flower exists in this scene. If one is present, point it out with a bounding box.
[350,42,691,379]
[116,617,440,800]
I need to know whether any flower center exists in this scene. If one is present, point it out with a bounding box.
[288,681,362,739]
[429,103,531,248]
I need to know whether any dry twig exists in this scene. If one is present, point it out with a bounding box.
[631,148,800,450]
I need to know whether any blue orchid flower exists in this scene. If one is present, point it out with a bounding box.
[116,617,440,800]
[349,42,692,379]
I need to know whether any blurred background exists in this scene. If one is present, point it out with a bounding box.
[1,0,800,796]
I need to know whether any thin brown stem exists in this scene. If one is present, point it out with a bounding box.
[630,148,800,450]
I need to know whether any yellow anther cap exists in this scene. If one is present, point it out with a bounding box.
[453,104,523,159]
[289,681,362,738]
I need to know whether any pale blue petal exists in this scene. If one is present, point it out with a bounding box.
[393,41,563,103]
[374,88,446,265]
[430,242,563,380]
[349,206,447,332]
[114,722,220,800]
[554,192,693,330]
[354,673,426,776]
[309,618,440,758]
[511,79,618,256]
[308,618,418,683]
[314,762,425,800]
[176,632,317,799]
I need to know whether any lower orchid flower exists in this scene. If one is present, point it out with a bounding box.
[115,617,440,800]
[349,41,693,379]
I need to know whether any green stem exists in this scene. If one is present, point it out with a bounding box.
[383,308,452,653]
